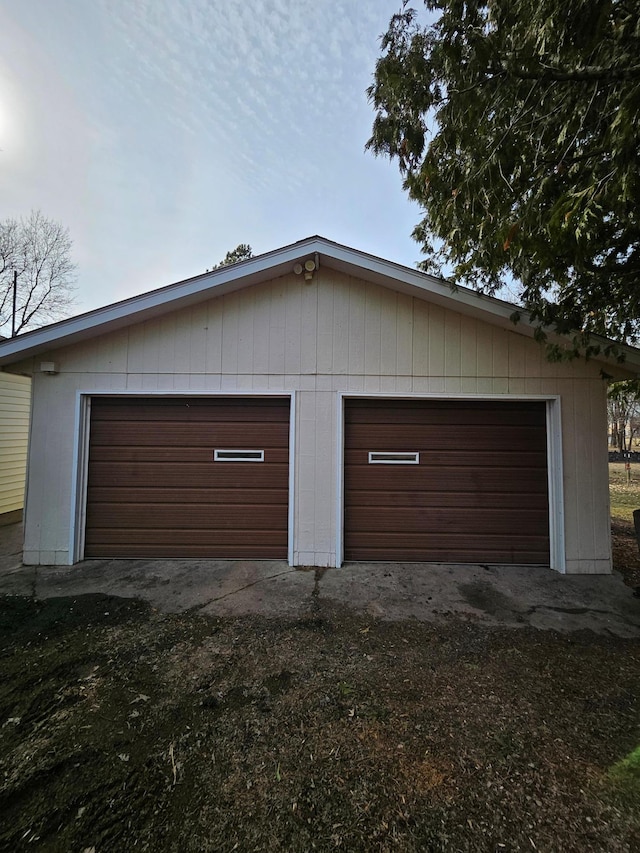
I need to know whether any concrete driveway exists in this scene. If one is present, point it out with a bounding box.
[1,521,639,637]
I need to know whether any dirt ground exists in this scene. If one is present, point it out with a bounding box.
[1,592,639,851]
[1,494,640,851]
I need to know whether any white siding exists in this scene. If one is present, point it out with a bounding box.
[20,268,610,571]
[0,372,31,517]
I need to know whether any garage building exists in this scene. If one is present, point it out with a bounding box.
[0,236,638,573]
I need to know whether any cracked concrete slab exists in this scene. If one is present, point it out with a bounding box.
[320,562,640,637]
[1,522,639,636]
[29,558,314,619]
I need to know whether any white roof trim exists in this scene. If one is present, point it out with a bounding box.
[1,235,639,371]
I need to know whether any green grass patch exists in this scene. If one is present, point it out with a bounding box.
[606,746,640,805]
[609,463,640,522]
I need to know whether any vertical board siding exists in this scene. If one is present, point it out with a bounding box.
[428,304,446,376]
[412,299,429,377]
[333,281,350,374]
[284,280,303,375]
[396,296,413,376]
[348,277,366,376]
[237,291,256,375]
[221,291,241,374]
[459,315,477,376]
[316,279,334,374]
[300,282,318,375]
[0,373,31,516]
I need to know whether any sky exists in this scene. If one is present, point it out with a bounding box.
[0,0,425,317]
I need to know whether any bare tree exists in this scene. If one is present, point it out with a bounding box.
[0,211,77,336]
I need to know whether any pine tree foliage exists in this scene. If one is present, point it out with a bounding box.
[212,244,253,269]
[367,0,640,358]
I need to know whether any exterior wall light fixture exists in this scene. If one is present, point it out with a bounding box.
[293,254,320,283]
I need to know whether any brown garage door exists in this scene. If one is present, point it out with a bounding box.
[344,399,549,564]
[85,396,289,558]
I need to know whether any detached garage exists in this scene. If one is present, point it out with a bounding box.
[0,235,638,573]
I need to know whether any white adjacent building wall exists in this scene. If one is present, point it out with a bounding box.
[10,268,611,572]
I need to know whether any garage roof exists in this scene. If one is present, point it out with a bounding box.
[1,235,639,373]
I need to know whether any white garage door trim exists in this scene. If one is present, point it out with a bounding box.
[335,392,565,572]
[70,390,296,566]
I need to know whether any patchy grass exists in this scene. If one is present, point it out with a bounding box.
[610,463,640,588]
[609,462,640,523]
[606,746,640,806]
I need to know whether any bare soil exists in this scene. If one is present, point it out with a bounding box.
[1,569,640,852]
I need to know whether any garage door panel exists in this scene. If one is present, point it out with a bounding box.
[88,461,289,487]
[344,399,549,564]
[348,530,549,548]
[92,397,289,424]
[346,400,546,426]
[92,400,290,423]
[84,543,286,559]
[352,551,549,562]
[344,450,547,468]
[90,422,288,447]
[345,466,549,493]
[347,544,549,563]
[345,424,545,451]
[85,397,289,558]
[87,503,288,529]
[84,529,286,559]
[85,529,286,547]
[347,531,550,563]
[87,487,288,505]
[346,490,549,509]
[346,506,549,533]
[89,447,290,464]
